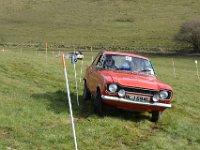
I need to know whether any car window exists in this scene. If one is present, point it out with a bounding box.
[96,55,106,68]
[131,58,155,75]
[102,54,155,76]
[92,54,101,65]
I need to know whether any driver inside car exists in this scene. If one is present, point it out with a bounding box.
[104,55,117,70]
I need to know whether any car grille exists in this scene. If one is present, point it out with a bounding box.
[120,86,172,99]
[106,84,172,99]
[106,84,156,95]
[120,86,156,96]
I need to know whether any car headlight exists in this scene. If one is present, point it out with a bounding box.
[108,84,118,93]
[160,90,168,99]
[153,93,160,102]
[118,89,125,97]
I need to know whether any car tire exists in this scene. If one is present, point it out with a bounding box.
[94,90,104,116]
[151,111,162,122]
[83,81,91,101]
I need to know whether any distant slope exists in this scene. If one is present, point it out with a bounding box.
[0,0,200,50]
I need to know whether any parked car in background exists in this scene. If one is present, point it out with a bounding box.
[55,51,84,60]
[83,51,173,122]
[74,51,84,60]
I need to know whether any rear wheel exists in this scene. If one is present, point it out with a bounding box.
[151,111,162,122]
[94,90,104,116]
[83,81,91,101]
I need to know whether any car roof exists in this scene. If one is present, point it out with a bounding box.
[102,51,149,60]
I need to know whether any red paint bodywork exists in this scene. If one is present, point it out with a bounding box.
[84,51,173,112]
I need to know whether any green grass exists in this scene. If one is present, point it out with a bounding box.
[0,0,200,50]
[0,49,200,149]
[0,1,200,149]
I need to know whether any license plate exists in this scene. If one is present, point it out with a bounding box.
[126,94,150,102]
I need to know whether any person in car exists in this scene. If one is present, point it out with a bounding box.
[104,55,117,70]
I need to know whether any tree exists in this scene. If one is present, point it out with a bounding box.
[175,19,200,52]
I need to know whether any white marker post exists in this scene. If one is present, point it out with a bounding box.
[172,58,176,78]
[61,53,78,150]
[91,46,93,62]
[73,50,79,106]
[195,60,199,79]
[80,59,83,83]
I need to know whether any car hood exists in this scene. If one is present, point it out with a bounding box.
[101,70,172,90]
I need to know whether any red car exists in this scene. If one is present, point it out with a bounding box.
[83,51,173,122]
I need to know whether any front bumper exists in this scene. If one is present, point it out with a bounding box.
[101,95,171,108]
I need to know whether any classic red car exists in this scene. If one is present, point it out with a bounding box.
[83,51,173,122]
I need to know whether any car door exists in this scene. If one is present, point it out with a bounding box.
[87,53,104,95]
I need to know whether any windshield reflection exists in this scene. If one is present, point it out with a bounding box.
[97,54,156,76]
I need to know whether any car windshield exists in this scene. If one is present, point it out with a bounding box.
[98,54,155,76]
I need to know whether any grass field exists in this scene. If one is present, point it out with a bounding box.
[0,0,200,50]
[0,49,200,149]
[0,0,200,149]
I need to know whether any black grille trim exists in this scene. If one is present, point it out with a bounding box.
[121,86,156,96]
[106,83,172,100]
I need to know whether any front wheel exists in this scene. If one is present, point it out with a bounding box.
[151,111,162,122]
[94,91,104,116]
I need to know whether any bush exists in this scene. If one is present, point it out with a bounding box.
[175,19,200,52]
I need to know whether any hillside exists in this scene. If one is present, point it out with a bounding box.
[0,0,200,50]
[1,1,200,149]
